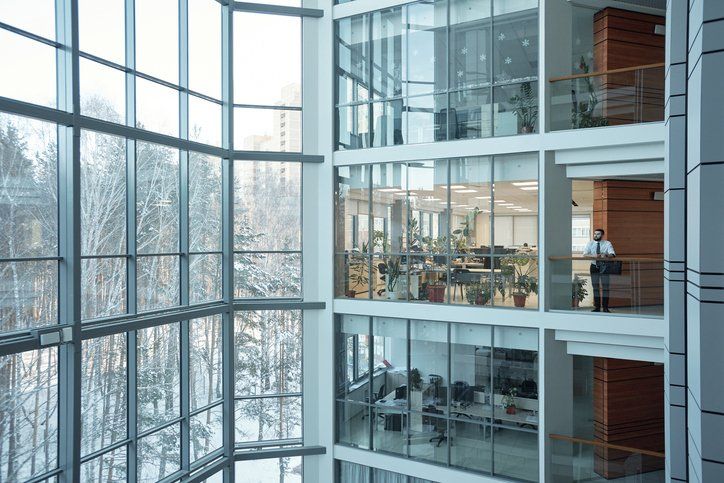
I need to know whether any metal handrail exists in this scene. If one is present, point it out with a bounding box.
[549,434,665,459]
[548,62,665,83]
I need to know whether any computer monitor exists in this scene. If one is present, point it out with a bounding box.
[394,385,407,400]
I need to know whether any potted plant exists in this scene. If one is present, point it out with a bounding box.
[465,282,492,306]
[510,81,538,134]
[346,248,369,298]
[572,274,588,308]
[501,256,539,308]
[385,257,402,300]
[410,368,423,391]
[502,388,518,414]
[570,56,609,129]
[452,207,480,254]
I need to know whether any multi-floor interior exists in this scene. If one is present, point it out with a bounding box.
[0,0,721,482]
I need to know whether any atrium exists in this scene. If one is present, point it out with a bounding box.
[0,0,722,482]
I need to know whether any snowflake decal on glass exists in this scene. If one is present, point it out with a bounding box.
[460,47,468,55]
[504,57,512,64]
[480,53,487,62]
[430,56,436,63]
[356,61,364,70]
[457,70,464,78]
[498,32,506,41]
[521,38,530,47]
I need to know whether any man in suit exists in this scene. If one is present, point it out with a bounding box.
[583,228,616,312]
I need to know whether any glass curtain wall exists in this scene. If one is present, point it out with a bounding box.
[0,0,313,482]
[337,460,438,483]
[335,153,539,308]
[335,0,539,149]
[335,315,539,481]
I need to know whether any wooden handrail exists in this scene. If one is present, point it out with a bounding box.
[548,256,663,262]
[549,62,665,82]
[549,434,665,459]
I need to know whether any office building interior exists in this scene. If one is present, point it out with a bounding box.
[0,0,721,482]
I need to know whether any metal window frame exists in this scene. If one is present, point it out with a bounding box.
[0,0,326,481]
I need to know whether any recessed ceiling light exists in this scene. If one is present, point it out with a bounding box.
[456,205,469,208]
[500,203,515,207]
[438,202,448,205]
[444,185,467,189]
[378,188,400,192]
[520,186,539,191]
[475,196,491,199]
[455,189,478,193]
[493,200,507,203]
[512,181,538,186]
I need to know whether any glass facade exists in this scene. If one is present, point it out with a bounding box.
[0,0,311,482]
[335,153,539,308]
[335,315,539,481]
[337,460,438,482]
[335,0,539,149]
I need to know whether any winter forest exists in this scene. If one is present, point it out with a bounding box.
[0,96,303,482]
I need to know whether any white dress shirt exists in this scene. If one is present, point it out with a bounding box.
[583,239,616,265]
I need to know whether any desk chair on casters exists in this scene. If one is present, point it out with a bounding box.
[363,384,386,421]
[423,406,449,447]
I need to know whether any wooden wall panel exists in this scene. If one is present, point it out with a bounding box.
[593,358,665,478]
[593,8,665,124]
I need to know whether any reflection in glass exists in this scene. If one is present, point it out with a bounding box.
[336,15,370,106]
[81,334,127,457]
[137,323,180,432]
[407,0,447,97]
[0,348,58,481]
[449,88,492,139]
[450,0,491,90]
[371,7,405,101]
[371,100,404,147]
[336,103,370,150]
[405,94,447,144]
[137,424,180,483]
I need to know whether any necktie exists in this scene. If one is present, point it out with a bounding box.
[596,241,600,255]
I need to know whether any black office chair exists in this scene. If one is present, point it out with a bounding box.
[363,384,386,421]
[423,406,448,447]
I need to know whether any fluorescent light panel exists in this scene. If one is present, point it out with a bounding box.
[512,181,538,186]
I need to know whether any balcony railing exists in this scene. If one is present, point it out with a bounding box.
[549,63,665,131]
[548,256,663,317]
[549,434,665,482]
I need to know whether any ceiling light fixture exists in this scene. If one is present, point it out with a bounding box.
[512,181,538,186]
[455,189,478,193]
[520,186,539,191]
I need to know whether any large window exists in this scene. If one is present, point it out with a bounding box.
[335,315,539,481]
[0,0,314,481]
[335,153,539,308]
[335,0,539,149]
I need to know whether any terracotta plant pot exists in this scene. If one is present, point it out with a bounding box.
[475,293,491,305]
[427,285,446,303]
[521,125,534,134]
[346,290,356,298]
[513,294,527,308]
[506,405,517,415]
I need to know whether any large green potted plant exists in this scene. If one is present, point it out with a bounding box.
[502,388,518,414]
[465,281,492,306]
[571,56,609,129]
[510,81,538,133]
[452,207,480,254]
[572,274,588,308]
[346,242,371,298]
[501,256,539,308]
[385,257,402,300]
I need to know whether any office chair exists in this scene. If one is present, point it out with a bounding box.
[423,406,448,447]
[363,384,386,421]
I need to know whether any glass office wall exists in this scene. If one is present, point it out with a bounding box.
[0,0,311,481]
[335,0,539,149]
[335,315,539,481]
[335,153,539,308]
[337,460,438,482]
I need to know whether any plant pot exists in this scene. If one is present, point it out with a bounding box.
[572,297,580,308]
[513,293,527,308]
[427,285,446,303]
[506,405,517,415]
[521,125,534,134]
[346,290,356,298]
[475,293,491,306]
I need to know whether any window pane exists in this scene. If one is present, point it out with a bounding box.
[450,0,491,90]
[0,348,58,481]
[190,316,223,410]
[135,0,178,83]
[336,15,370,106]
[405,94,447,144]
[0,261,58,332]
[234,252,301,299]
[190,404,223,463]
[234,161,301,251]
[189,0,221,99]
[234,13,300,107]
[136,78,179,137]
[137,323,180,431]
[80,58,126,124]
[492,1,538,83]
[137,255,180,312]
[81,334,127,456]
[235,396,302,443]
[81,130,126,256]
[407,0,447,97]
[0,0,55,38]
[336,103,370,150]
[189,96,222,147]
[234,107,301,153]
[0,113,58,258]
[80,446,127,483]
[234,457,302,483]
[189,153,221,252]
[136,142,179,255]
[234,310,302,396]
[371,163,407,253]
[81,257,126,320]
[493,81,539,135]
[137,424,181,483]
[371,7,405,101]
[79,0,125,65]
[190,254,222,304]
[0,30,56,107]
